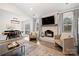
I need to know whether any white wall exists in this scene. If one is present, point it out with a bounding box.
[0,9,32,33]
[0,4,34,34]
[0,9,15,33]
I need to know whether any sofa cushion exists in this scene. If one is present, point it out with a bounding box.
[55,40,63,47]
[54,34,61,39]
[60,33,73,40]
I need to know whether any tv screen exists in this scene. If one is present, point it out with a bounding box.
[42,16,55,25]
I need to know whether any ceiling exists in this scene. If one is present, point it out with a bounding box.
[0,3,79,18]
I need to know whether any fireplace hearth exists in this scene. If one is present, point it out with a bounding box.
[45,30,54,37]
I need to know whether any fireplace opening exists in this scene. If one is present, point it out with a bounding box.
[45,30,54,37]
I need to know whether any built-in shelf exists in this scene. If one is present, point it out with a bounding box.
[42,24,58,27]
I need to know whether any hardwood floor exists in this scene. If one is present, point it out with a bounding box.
[23,39,64,56]
[4,38,77,56]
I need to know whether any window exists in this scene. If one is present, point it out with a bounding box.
[25,24,30,34]
[63,12,73,32]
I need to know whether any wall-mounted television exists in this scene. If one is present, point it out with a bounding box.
[42,16,55,25]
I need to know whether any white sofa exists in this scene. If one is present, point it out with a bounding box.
[54,33,77,55]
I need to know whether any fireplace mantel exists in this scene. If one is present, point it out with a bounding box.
[42,24,58,27]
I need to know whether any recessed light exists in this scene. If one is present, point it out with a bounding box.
[30,8,33,11]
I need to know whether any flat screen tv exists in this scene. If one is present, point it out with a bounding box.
[42,16,55,25]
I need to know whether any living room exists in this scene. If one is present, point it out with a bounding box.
[0,3,79,56]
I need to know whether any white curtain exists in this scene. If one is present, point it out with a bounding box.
[73,9,79,45]
[58,13,63,34]
[73,9,78,46]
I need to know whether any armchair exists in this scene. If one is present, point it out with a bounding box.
[29,32,37,41]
